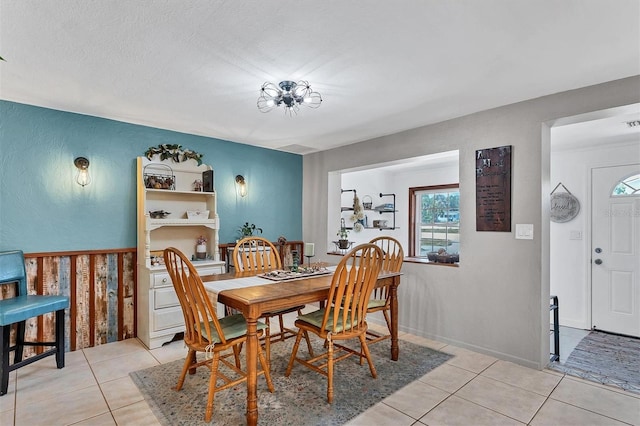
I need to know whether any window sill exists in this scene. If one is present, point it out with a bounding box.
[404,256,459,267]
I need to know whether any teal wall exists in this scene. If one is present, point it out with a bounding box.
[0,101,302,252]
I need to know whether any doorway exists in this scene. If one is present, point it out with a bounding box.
[549,103,640,353]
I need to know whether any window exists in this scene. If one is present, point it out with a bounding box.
[613,173,640,196]
[409,184,459,259]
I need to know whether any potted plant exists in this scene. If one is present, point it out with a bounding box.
[196,235,207,259]
[237,222,262,240]
[337,218,350,249]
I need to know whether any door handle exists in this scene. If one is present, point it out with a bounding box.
[594,259,603,265]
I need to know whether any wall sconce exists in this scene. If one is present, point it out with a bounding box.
[235,175,247,197]
[74,157,91,187]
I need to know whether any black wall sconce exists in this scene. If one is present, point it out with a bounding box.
[74,157,91,187]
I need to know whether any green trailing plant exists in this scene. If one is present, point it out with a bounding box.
[144,144,203,165]
[337,218,349,240]
[238,222,263,239]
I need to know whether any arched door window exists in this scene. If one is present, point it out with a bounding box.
[612,173,640,196]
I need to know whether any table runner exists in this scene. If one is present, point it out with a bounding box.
[203,266,337,310]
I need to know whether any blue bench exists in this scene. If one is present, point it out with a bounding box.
[0,250,69,396]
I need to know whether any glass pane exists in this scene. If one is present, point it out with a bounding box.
[613,173,640,196]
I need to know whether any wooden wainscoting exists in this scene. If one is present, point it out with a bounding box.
[0,248,137,359]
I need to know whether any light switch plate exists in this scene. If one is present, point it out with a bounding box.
[515,224,534,240]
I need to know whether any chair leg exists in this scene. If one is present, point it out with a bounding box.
[232,344,241,369]
[176,349,196,390]
[303,331,314,358]
[327,337,334,404]
[55,309,65,368]
[205,352,221,422]
[297,309,314,357]
[257,343,275,393]
[1,325,10,396]
[382,309,392,334]
[277,314,286,342]
[14,321,25,363]
[358,334,377,379]
[264,327,271,370]
[284,330,304,377]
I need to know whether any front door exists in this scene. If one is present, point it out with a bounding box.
[591,164,640,337]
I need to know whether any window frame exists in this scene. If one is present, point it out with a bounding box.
[408,183,459,258]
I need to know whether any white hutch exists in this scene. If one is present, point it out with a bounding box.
[136,156,225,349]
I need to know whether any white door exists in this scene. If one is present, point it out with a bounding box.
[592,164,640,337]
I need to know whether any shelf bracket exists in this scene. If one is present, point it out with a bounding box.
[378,193,396,230]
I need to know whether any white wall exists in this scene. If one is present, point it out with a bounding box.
[303,76,640,370]
[334,160,459,251]
[550,139,640,330]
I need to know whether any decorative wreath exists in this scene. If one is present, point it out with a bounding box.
[144,144,203,165]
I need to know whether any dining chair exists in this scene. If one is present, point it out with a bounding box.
[285,243,384,403]
[233,237,313,356]
[366,236,404,344]
[0,250,69,396]
[163,247,274,422]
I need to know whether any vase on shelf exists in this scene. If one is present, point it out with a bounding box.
[196,243,207,260]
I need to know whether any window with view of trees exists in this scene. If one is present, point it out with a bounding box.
[409,184,460,259]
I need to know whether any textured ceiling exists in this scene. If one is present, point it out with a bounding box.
[1,1,639,154]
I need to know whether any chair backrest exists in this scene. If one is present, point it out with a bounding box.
[369,236,404,272]
[164,247,227,347]
[233,237,282,273]
[0,250,28,296]
[322,243,384,335]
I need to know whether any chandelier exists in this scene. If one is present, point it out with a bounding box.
[257,80,322,115]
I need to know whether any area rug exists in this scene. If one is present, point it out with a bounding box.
[549,331,640,394]
[130,337,452,425]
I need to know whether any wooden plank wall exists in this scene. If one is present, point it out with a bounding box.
[0,249,136,359]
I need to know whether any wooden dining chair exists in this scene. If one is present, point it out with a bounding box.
[0,250,70,396]
[233,237,312,355]
[285,243,384,403]
[163,247,274,422]
[366,236,404,344]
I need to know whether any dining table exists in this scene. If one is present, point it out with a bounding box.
[201,268,402,426]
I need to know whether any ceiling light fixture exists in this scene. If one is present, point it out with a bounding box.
[257,80,322,115]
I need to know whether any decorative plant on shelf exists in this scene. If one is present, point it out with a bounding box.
[144,144,203,165]
[350,192,365,232]
[336,218,350,248]
[237,222,262,239]
[196,235,207,259]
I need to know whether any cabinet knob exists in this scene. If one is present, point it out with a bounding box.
[162,278,168,283]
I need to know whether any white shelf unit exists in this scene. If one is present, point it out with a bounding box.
[136,157,225,349]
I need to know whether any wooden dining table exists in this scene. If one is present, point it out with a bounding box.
[201,269,402,426]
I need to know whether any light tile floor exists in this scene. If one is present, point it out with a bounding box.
[1,324,638,426]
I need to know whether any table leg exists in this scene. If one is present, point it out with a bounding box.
[245,317,259,426]
[390,276,399,361]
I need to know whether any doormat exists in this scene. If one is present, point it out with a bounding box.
[549,331,640,394]
[130,337,452,425]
